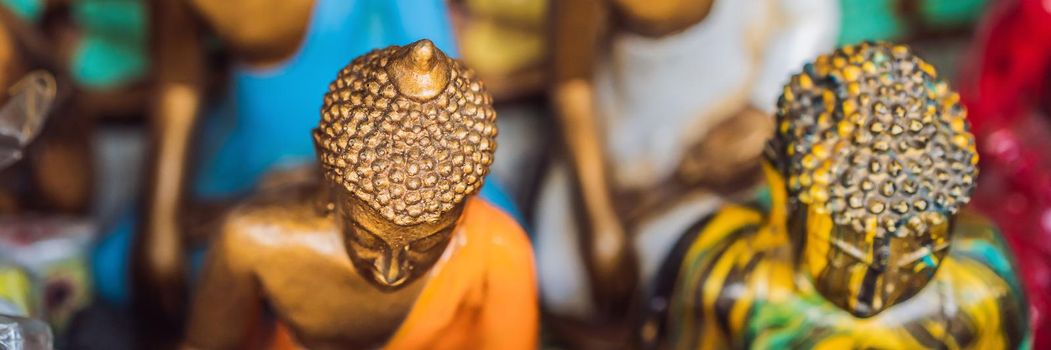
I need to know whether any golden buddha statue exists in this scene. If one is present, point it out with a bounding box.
[134,3,466,336]
[183,40,538,349]
[649,42,1030,349]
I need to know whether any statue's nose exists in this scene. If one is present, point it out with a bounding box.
[372,250,408,287]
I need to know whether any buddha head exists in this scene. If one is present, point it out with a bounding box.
[768,42,978,317]
[313,39,497,291]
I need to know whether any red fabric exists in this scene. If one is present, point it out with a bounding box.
[961,0,1051,346]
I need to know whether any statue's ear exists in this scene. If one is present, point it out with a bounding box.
[311,128,323,155]
[311,129,338,216]
[314,181,336,217]
[762,139,782,174]
[0,70,56,169]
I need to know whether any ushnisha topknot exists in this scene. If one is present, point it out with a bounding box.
[771,41,978,237]
[314,39,497,226]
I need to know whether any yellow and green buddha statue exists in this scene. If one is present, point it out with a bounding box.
[646,42,1031,349]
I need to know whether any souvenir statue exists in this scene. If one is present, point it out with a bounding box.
[0,6,95,338]
[959,0,1051,347]
[649,42,1029,349]
[538,0,838,338]
[183,40,537,349]
[0,6,92,215]
[112,0,521,338]
[838,0,987,44]
[448,0,547,101]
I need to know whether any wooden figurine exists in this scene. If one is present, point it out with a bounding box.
[651,42,1029,349]
[0,7,95,341]
[538,0,839,341]
[125,1,526,340]
[0,6,91,215]
[183,40,537,349]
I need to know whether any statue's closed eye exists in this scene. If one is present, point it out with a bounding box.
[410,229,450,253]
[350,222,385,250]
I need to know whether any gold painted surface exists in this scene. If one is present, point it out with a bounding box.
[548,0,758,324]
[185,40,537,349]
[314,39,495,227]
[259,196,537,350]
[0,8,93,215]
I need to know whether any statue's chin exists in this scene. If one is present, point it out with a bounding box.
[827,294,910,318]
[370,270,411,290]
[839,301,883,318]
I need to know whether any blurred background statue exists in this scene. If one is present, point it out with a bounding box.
[183,40,537,349]
[538,0,838,346]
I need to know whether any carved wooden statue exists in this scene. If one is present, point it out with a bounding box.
[130,1,496,339]
[0,6,91,215]
[183,40,537,349]
[649,42,1030,349]
[538,0,839,340]
[0,7,94,342]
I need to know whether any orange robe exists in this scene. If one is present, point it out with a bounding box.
[271,197,538,349]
